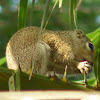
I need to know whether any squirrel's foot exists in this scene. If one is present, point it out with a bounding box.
[62,65,68,83]
[46,71,57,81]
[77,61,92,74]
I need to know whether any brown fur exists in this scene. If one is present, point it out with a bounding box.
[6,26,95,75]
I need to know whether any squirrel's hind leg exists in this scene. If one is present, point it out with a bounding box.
[33,41,51,75]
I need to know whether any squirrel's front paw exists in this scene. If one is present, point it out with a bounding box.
[77,61,92,74]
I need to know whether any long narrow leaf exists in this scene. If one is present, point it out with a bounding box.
[30,0,35,26]
[9,74,15,91]
[69,0,80,30]
[73,0,78,29]
[29,0,50,80]
[87,27,100,48]
[15,68,21,91]
[15,0,28,91]
[94,36,100,88]
[0,57,6,66]
[0,67,92,90]
[18,0,28,29]
[69,0,74,30]
[87,28,100,88]
[44,0,59,28]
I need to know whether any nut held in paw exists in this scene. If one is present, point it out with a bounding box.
[77,61,92,74]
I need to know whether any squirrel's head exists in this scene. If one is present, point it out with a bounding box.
[74,29,95,66]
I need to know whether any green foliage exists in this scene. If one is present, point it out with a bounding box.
[18,0,28,29]
[44,0,58,28]
[94,37,100,88]
[9,74,15,91]
[69,0,74,30]
[87,28,100,48]
[0,67,92,90]
[30,0,35,26]
[0,57,6,66]
[69,0,78,30]
[29,0,51,80]
[14,0,29,91]
[87,28,100,87]
[15,68,21,91]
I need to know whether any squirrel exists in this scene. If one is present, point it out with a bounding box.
[6,26,95,76]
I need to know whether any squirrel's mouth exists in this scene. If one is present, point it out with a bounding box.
[83,58,93,67]
[75,58,93,67]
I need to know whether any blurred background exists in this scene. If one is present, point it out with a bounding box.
[0,0,100,62]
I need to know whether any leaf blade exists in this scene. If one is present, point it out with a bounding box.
[0,57,6,66]
[18,0,28,30]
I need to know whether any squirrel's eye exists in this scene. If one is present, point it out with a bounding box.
[86,42,94,51]
[89,42,94,50]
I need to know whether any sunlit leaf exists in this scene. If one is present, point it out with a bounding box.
[9,74,15,91]
[16,0,28,91]
[59,0,63,8]
[87,28,100,88]
[0,57,6,66]
[87,28,100,48]
[0,67,92,90]
[15,68,21,91]
[94,37,100,88]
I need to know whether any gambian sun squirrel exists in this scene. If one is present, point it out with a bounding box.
[6,26,95,76]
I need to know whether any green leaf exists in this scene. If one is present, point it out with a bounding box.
[18,0,28,30]
[59,0,63,8]
[30,0,35,26]
[0,57,6,66]
[0,67,92,90]
[87,28,100,88]
[74,78,96,87]
[87,28,100,48]
[44,0,58,28]
[16,0,28,91]
[94,37,100,88]
[15,68,21,91]
[69,0,74,30]
[69,0,78,30]
[9,74,15,91]
[29,0,51,80]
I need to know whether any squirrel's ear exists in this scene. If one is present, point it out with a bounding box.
[75,29,84,38]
